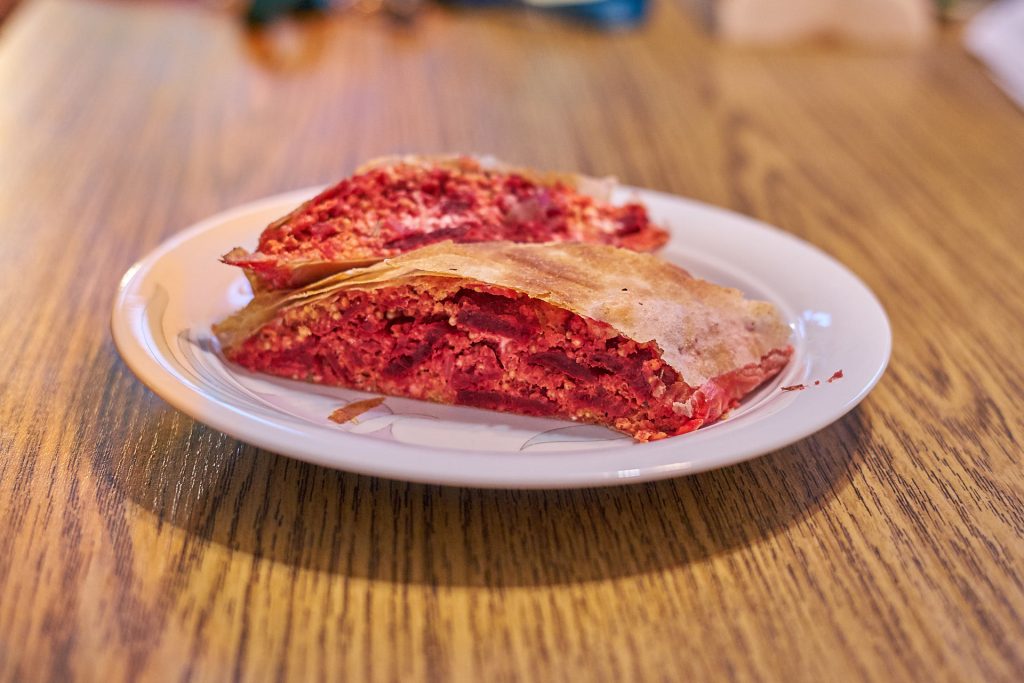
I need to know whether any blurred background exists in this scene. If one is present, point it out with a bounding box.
[2,0,1018,198]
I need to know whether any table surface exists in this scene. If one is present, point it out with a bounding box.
[2,0,1023,680]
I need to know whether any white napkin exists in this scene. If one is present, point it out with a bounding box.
[965,0,1024,111]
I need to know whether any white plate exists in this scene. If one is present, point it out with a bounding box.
[111,186,890,489]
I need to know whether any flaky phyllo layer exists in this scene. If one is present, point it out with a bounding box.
[215,242,793,441]
[222,156,668,291]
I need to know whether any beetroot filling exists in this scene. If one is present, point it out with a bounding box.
[225,281,790,441]
[226,161,667,290]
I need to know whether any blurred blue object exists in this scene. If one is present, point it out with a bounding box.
[246,0,647,28]
[445,0,648,28]
[531,0,648,28]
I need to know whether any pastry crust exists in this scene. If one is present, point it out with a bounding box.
[215,241,791,388]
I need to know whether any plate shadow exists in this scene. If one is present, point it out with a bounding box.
[99,382,874,588]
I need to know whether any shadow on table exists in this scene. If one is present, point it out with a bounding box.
[105,400,873,588]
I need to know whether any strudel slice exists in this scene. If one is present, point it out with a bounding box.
[215,242,791,441]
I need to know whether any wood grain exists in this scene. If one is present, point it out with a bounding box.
[1,0,1023,680]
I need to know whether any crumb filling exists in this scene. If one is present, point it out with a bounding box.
[254,164,659,264]
[226,281,787,441]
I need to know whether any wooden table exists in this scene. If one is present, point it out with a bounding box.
[2,0,1023,680]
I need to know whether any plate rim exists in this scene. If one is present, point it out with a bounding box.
[111,186,891,489]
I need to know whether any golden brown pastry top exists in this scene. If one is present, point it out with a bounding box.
[215,241,792,387]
